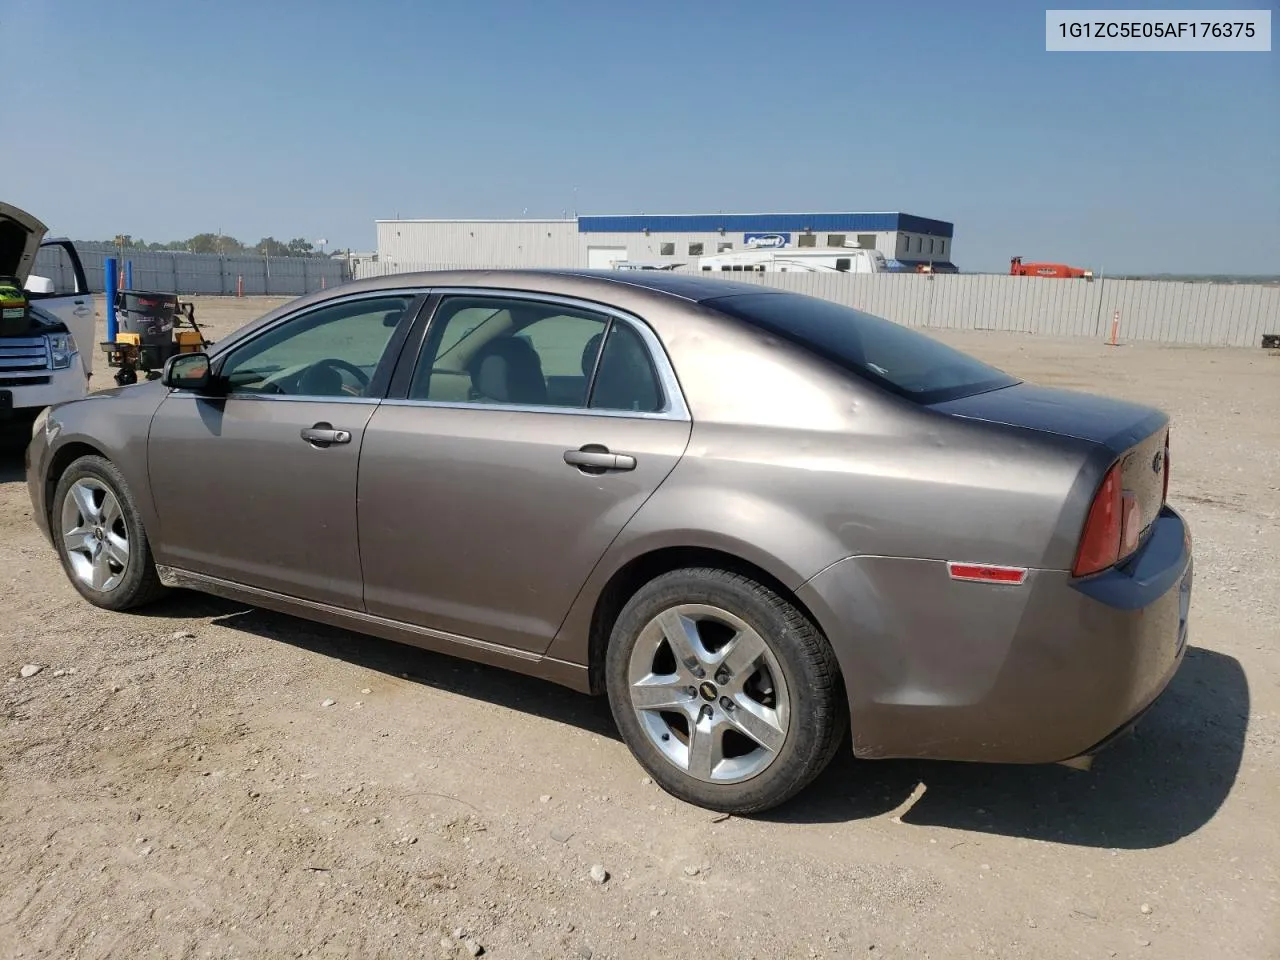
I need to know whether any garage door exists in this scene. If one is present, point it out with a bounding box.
[587,246,628,269]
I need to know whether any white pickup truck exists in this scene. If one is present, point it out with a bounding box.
[0,202,95,431]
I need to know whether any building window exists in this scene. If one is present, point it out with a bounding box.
[899,235,909,253]
[827,234,846,247]
[660,242,675,256]
[938,240,947,258]
[915,236,923,253]
[927,238,935,255]
[798,234,816,247]
[857,234,876,249]
[717,241,733,253]
[688,242,704,256]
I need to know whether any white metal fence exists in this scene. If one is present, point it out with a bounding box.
[353,260,1280,348]
[34,242,349,297]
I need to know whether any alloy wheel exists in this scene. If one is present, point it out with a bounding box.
[60,478,130,593]
[626,603,791,784]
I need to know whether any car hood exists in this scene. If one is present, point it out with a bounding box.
[0,202,48,285]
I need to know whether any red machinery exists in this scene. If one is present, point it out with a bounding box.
[1009,256,1093,279]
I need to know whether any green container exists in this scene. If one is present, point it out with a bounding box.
[0,282,31,337]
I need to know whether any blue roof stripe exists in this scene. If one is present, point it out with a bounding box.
[577,212,954,238]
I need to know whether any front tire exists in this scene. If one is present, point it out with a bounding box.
[52,454,166,611]
[605,567,847,815]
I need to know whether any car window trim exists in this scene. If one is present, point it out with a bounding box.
[385,291,443,399]
[387,287,690,422]
[204,289,432,402]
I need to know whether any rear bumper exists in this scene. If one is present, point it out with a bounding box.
[797,505,1193,764]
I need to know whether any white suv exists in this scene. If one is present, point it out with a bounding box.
[1,202,96,429]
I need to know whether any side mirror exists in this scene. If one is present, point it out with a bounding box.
[24,276,55,295]
[161,352,218,392]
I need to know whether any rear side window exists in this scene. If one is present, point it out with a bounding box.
[589,322,663,413]
[707,292,1019,404]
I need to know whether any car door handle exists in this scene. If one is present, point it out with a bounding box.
[563,445,637,472]
[301,422,352,447]
[73,304,92,316]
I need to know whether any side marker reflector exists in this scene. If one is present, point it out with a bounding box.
[947,562,1028,585]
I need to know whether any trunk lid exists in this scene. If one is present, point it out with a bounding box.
[929,382,1167,451]
[0,202,48,286]
[931,381,1170,552]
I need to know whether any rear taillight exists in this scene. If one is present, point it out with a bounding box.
[1073,462,1123,577]
[1162,430,1170,503]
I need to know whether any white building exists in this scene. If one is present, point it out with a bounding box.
[375,212,957,273]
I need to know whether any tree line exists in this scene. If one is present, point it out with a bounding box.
[104,234,329,258]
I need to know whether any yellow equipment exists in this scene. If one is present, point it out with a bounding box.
[101,293,211,385]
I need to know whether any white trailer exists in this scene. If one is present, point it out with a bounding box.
[698,246,889,274]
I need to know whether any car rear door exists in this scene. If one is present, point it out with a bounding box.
[145,291,424,609]
[357,290,691,654]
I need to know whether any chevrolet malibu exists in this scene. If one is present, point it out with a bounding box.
[25,270,1193,813]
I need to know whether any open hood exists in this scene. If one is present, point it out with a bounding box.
[0,202,49,285]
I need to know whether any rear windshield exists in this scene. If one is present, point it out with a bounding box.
[706,291,1019,404]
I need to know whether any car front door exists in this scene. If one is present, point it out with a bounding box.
[146,291,422,608]
[358,291,692,654]
[28,240,96,378]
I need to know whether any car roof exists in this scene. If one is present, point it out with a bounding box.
[346,267,780,303]
[207,268,789,358]
[544,268,784,301]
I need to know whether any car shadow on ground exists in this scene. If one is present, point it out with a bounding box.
[0,443,30,480]
[148,592,622,741]
[782,646,1249,849]
[120,592,1252,851]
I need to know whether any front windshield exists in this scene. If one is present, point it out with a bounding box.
[706,291,1020,404]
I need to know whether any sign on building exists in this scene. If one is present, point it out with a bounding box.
[744,232,791,249]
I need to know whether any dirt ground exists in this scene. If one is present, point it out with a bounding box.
[1,296,1277,960]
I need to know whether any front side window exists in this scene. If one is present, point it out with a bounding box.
[218,295,413,397]
[29,241,85,297]
[707,291,1019,404]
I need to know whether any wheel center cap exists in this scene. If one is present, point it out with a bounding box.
[698,681,718,702]
[94,526,105,542]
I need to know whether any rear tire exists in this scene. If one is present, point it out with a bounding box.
[52,454,166,611]
[605,567,847,815]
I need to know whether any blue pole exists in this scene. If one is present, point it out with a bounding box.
[125,260,133,291]
[105,256,118,342]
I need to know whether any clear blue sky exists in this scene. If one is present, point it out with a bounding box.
[3,0,1276,273]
